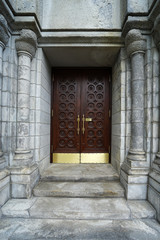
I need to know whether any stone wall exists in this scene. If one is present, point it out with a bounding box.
[144,36,159,166]
[111,49,126,173]
[33,49,51,174]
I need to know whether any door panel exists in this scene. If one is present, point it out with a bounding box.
[53,69,81,163]
[52,68,111,164]
[81,70,109,153]
[80,69,110,163]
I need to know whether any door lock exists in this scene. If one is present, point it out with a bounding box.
[85,118,92,122]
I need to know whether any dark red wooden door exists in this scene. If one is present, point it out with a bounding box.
[51,68,111,163]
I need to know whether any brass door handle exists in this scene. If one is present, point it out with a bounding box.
[77,115,80,135]
[82,114,85,135]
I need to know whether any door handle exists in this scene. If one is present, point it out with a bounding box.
[82,114,85,134]
[77,115,80,135]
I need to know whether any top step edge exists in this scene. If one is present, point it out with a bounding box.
[40,176,120,182]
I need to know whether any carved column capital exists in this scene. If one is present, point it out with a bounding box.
[125,29,146,57]
[0,14,9,47]
[15,29,37,59]
[153,14,160,50]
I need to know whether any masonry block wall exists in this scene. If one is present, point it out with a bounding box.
[32,49,51,174]
[111,49,126,173]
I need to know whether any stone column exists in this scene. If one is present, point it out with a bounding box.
[120,29,149,199]
[148,14,160,222]
[11,30,39,198]
[0,14,9,169]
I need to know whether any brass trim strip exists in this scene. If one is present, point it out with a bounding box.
[81,153,109,163]
[53,153,80,163]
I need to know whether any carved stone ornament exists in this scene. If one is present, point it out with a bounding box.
[15,29,37,58]
[125,29,146,57]
[0,14,9,46]
[153,14,160,50]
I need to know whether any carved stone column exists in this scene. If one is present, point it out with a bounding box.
[11,30,39,198]
[148,15,160,222]
[120,29,149,199]
[0,14,9,169]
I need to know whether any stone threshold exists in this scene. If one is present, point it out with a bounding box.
[41,163,119,182]
[1,197,156,220]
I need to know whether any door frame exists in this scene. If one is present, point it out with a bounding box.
[50,67,112,163]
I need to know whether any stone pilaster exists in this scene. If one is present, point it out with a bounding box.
[0,14,10,212]
[148,14,160,222]
[120,29,149,200]
[11,30,39,198]
[0,14,9,169]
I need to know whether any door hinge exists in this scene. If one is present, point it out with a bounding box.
[109,110,111,118]
[109,146,111,154]
[51,109,53,117]
[51,145,53,153]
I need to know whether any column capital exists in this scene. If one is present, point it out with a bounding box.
[0,14,9,47]
[125,29,146,57]
[153,14,160,50]
[15,29,37,59]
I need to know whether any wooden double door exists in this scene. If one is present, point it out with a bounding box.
[51,68,111,163]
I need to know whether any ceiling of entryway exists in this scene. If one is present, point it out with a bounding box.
[43,47,121,67]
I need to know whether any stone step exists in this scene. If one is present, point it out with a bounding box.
[41,164,119,182]
[1,197,156,220]
[33,181,124,198]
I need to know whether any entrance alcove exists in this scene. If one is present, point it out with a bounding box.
[39,41,126,174]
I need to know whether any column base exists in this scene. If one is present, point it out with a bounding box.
[10,163,39,199]
[120,151,149,200]
[13,150,33,166]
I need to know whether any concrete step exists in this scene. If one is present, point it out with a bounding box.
[33,181,125,198]
[1,197,156,220]
[41,164,119,182]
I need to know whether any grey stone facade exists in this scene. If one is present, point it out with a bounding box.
[0,0,160,223]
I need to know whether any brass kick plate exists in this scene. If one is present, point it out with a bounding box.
[53,153,80,163]
[53,153,109,164]
[85,118,92,122]
[81,153,109,163]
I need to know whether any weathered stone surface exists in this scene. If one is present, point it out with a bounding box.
[1,198,37,218]
[29,197,156,220]
[153,14,160,49]
[1,218,160,240]
[0,14,9,46]
[125,29,146,56]
[41,0,122,30]
[1,196,156,221]
[33,181,124,198]
[120,169,148,200]
[128,201,156,219]
[41,164,119,182]
[148,185,160,222]
[15,29,37,58]
[10,164,39,198]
